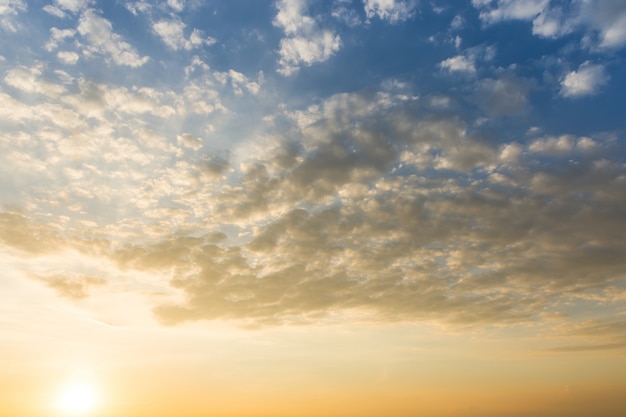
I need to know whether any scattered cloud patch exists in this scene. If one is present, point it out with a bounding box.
[274,0,341,75]
[363,0,418,24]
[57,50,79,64]
[439,55,475,74]
[476,74,530,116]
[560,62,608,98]
[177,133,203,150]
[43,5,67,18]
[152,18,216,51]
[77,9,149,67]
[473,0,548,25]
[4,65,66,97]
[36,274,106,300]
[54,0,91,14]
[0,0,26,31]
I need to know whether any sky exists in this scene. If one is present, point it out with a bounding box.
[1,0,626,416]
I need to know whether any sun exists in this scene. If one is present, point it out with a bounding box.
[55,381,99,415]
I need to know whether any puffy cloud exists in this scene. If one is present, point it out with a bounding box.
[152,18,216,51]
[274,0,342,75]
[44,27,76,51]
[77,9,149,67]
[475,0,626,50]
[177,133,203,150]
[439,55,476,74]
[560,62,609,97]
[167,0,184,12]
[0,0,25,15]
[4,65,66,97]
[276,32,342,76]
[363,0,418,23]
[0,0,25,31]
[57,50,79,64]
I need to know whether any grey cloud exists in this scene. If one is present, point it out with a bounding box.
[145,91,626,326]
[3,87,625,329]
[475,74,531,116]
[0,211,62,255]
[35,274,106,300]
[544,319,626,353]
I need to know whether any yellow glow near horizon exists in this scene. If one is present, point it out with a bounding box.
[55,381,99,415]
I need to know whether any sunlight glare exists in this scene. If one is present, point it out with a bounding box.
[55,381,98,415]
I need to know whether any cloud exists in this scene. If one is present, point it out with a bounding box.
[4,65,66,97]
[363,0,418,23]
[2,48,624,330]
[44,27,76,51]
[77,9,149,67]
[274,0,342,75]
[474,0,626,50]
[0,212,63,255]
[560,62,609,97]
[545,319,626,353]
[35,274,107,300]
[476,74,531,116]
[43,5,66,18]
[53,0,92,14]
[472,0,549,25]
[105,90,624,327]
[152,18,216,50]
[439,55,476,74]
[57,50,80,64]
[0,0,26,31]
[177,133,203,150]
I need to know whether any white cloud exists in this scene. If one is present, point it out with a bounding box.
[53,0,91,13]
[473,0,548,25]
[177,133,203,151]
[152,18,216,51]
[57,51,79,65]
[0,0,25,15]
[228,69,262,95]
[591,1,626,49]
[475,0,626,50]
[167,0,184,12]
[439,55,476,74]
[4,65,66,97]
[77,9,149,67]
[44,27,75,51]
[332,4,361,27]
[560,62,608,98]
[0,0,25,31]
[124,1,151,16]
[529,135,575,156]
[277,32,342,76]
[43,5,66,18]
[363,0,418,23]
[450,14,464,30]
[274,0,342,75]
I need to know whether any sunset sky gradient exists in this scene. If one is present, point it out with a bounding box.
[1,1,626,416]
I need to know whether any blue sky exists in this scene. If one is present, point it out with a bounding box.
[2,0,626,349]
